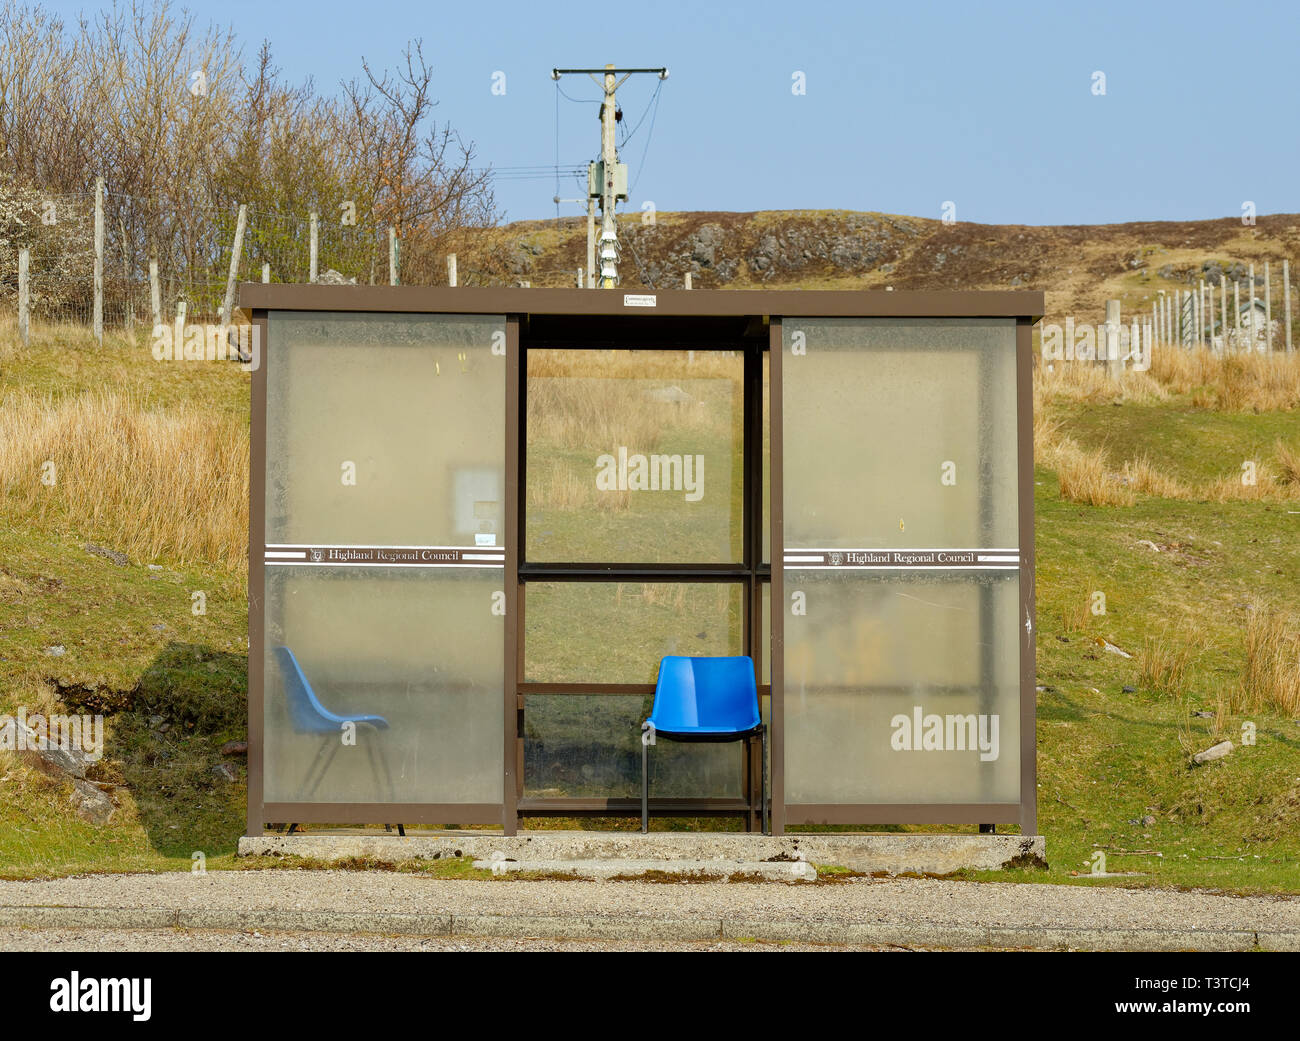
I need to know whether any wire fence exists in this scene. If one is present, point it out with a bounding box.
[2,187,408,340]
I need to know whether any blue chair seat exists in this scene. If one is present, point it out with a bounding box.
[642,655,766,831]
[276,646,389,734]
[274,646,392,801]
[651,723,764,742]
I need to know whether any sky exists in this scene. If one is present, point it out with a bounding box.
[52,0,1300,226]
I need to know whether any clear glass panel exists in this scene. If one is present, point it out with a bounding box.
[782,318,1018,550]
[263,311,504,806]
[267,311,505,546]
[524,582,743,684]
[264,568,504,803]
[783,570,1019,804]
[523,694,743,798]
[526,349,743,563]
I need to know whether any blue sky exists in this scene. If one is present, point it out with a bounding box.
[57,0,1300,225]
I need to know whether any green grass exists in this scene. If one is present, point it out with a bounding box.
[2,334,1299,892]
[1054,401,1299,487]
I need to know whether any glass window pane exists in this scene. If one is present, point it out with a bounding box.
[524,582,743,684]
[264,568,503,804]
[267,311,505,547]
[782,318,1018,549]
[526,349,743,563]
[781,317,1022,807]
[784,570,1020,804]
[263,312,505,807]
[524,694,743,798]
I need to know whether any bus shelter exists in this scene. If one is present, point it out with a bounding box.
[239,285,1043,836]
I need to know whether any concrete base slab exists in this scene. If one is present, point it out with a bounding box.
[470,857,820,880]
[238,831,1046,876]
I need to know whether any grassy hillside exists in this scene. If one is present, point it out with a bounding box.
[2,211,1299,891]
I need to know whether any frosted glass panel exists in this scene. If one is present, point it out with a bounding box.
[526,349,742,563]
[784,571,1019,804]
[781,317,1021,807]
[264,568,503,803]
[267,311,505,546]
[782,318,1017,549]
[263,312,504,807]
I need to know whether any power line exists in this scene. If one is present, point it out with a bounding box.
[555,80,602,106]
[619,79,662,149]
[628,83,662,197]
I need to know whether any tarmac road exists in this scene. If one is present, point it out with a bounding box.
[0,871,1296,951]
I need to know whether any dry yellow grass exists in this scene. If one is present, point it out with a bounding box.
[1146,346,1299,411]
[1051,441,1136,506]
[527,349,738,451]
[1202,459,1294,503]
[0,389,248,569]
[1120,454,1191,498]
[1236,607,1300,716]
[1138,636,1193,697]
[1060,594,1093,633]
[1034,358,1168,406]
[527,464,630,513]
[1038,346,1300,413]
[1276,439,1300,485]
[1036,348,1300,506]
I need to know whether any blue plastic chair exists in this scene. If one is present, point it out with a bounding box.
[275,646,393,801]
[641,655,767,834]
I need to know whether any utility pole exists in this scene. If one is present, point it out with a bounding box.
[553,64,667,288]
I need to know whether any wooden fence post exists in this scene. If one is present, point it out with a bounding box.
[93,176,104,344]
[219,204,247,329]
[174,300,187,358]
[1201,275,1211,348]
[1264,260,1272,350]
[1221,277,1228,348]
[388,227,399,286]
[18,247,30,346]
[1249,264,1257,348]
[148,259,161,332]
[1105,299,1122,379]
[309,211,319,283]
[120,217,133,340]
[1285,258,1293,352]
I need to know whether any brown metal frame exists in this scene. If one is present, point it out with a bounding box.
[242,284,1043,837]
[514,320,768,829]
